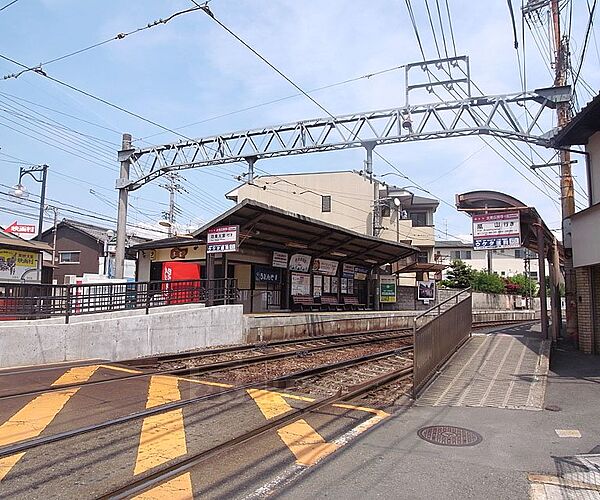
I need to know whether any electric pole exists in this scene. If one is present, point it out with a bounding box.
[115,133,132,280]
[551,0,577,339]
[159,172,186,237]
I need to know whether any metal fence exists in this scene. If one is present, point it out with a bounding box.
[0,278,237,323]
[412,288,472,397]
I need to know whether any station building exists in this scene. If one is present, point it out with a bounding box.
[553,92,600,354]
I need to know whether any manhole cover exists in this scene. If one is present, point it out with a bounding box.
[417,425,483,447]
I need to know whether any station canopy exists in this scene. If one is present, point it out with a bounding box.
[455,190,561,260]
[186,200,419,267]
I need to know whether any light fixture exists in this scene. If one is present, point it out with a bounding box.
[11,183,29,199]
[106,229,115,240]
[285,241,308,249]
[158,219,173,228]
[393,197,401,207]
[330,251,348,257]
[365,258,378,264]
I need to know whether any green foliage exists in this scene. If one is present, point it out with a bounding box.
[442,259,474,288]
[470,270,505,294]
[504,274,539,296]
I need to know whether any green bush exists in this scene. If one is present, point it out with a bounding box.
[471,270,505,294]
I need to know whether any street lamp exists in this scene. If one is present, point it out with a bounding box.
[12,165,49,239]
[104,229,115,278]
[390,189,414,243]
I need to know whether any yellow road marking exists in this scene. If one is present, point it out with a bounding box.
[134,375,192,499]
[277,419,339,466]
[0,365,99,481]
[99,364,143,375]
[247,389,293,419]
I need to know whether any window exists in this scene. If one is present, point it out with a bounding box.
[530,271,538,280]
[417,251,428,263]
[450,250,470,260]
[450,250,461,260]
[321,195,331,212]
[409,211,427,227]
[59,251,80,264]
[514,249,523,258]
[463,250,472,260]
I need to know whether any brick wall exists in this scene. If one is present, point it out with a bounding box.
[593,265,600,354]
[575,267,594,354]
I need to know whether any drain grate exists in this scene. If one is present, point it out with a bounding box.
[417,425,482,447]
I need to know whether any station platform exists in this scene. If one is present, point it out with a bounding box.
[278,324,600,499]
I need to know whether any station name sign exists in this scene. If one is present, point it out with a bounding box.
[472,212,521,250]
[207,225,239,254]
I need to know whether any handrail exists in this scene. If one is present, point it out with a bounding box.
[414,287,472,322]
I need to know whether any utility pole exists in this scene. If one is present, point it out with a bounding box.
[115,133,132,279]
[551,0,577,339]
[45,205,59,266]
[159,172,186,237]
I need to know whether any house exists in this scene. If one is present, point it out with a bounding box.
[552,92,600,354]
[225,170,439,277]
[0,227,53,284]
[38,219,147,284]
[434,240,539,279]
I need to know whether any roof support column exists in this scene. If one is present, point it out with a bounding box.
[536,221,549,340]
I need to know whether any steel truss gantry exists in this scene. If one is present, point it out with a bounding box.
[121,86,570,191]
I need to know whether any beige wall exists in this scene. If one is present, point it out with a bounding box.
[587,132,600,205]
[230,172,436,249]
[436,246,539,278]
[572,203,600,268]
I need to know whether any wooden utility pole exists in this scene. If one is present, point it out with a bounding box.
[551,0,577,339]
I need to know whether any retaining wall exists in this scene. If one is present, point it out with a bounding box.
[437,289,541,311]
[0,304,244,369]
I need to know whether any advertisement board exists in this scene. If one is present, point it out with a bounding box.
[289,253,311,272]
[472,212,521,250]
[0,249,39,281]
[417,280,436,301]
[207,225,239,254]
[312,258,338,276]
[291,273,311,296]
[254,265,281,283]
[4,221,36,235]
[342,263,355,278]
[161,262,201,304]
[272,251,288,269]
[379,275,397,303]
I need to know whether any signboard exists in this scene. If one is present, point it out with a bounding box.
[291,273,311,296]
[379,275,397,303]
[331,276,339,294]
[207,225,239,254]
[312,258,338,276]
[472,212,521,250]
[313,275,322,297]
[342,263,355,278]
[254,265,281,283]
[0,249,39,281]
[417,280,436,301]
[354,266,369,280]
[272,251,288,269]
[4,221,36,235]
[289,253,311,272]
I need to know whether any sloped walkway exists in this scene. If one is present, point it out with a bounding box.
[417,326,550,409]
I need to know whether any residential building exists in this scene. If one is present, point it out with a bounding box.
[38,219,147,284]
[434,240,539,279]
[552,92,600,354]
[0,227,53,284]
[225,170,439,263]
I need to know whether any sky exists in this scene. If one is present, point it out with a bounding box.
[0,0,598,242]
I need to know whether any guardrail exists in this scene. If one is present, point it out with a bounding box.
[412,287,472,397]
[0,278,237,323]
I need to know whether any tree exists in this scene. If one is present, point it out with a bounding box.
[471,270,505,294]
[441,259,475,288]
[505,274,539,296]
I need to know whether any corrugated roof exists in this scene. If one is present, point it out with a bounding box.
[552,92,600,146]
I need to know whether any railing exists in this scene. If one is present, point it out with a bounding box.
[0,278,237,323]
[412,287,472,397]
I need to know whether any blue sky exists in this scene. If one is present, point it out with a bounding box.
[0,0,598,241]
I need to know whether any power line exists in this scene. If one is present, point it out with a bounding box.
[444,0,458,56]
[572,0,597,90]
[405,0,428,59]
[0,0,19,12]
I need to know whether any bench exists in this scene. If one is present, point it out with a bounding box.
[343,296,366,311]
[319,295,344,311]
[292,295,319,311]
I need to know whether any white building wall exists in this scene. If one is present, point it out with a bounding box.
[587,131,600,205]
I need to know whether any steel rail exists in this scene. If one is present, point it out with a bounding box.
[0,345,413,459]
[97,365,413,499]
[0,331,412,400]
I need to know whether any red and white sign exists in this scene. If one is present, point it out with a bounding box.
[207,225,239,254]
[4,221,36,235]
[472,212,521,250]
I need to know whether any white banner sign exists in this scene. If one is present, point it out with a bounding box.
[312,258,338,276]
[473,212,521,250]
[291,273,311,296]
[207,225,239,254]
[289,253,311,272]
[272,251,288,268]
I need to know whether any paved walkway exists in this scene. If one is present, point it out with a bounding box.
[418,327,550,409]
[280,324,600,500]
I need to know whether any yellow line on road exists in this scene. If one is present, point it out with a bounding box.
[247,389,293,419]
[133,375,192,499]
[0,364,99,481]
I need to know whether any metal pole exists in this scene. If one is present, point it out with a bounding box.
[115,133,132,279]
[246,156,256,183]
[36,165,48,240]
[551,0,578,340]
[50,207,58,267]
[536,222,549,340]
[167,174,175,237]
[396,206,400,243]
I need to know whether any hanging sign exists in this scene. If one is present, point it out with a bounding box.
[272,251,288,268]
[312,258,338,276]
[472,212,521,250]
[4,221,36,235]
[207,225,239,254]
[289,253,311,272]
[379,275,397,303]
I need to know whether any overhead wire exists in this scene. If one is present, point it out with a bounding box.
[423,0,442,58]
[0,0,19,12]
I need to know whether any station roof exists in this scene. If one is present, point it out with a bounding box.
[455,190,559,259]
[0,229,53,252]
[552,92,600,146]
[133,200,418,266]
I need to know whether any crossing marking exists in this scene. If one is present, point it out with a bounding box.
[133,375,192,499]
[247,389,293,419]
[0,364,99,481]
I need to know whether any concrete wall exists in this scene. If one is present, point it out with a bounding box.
[438,289,540,311]
[0,304,244,368]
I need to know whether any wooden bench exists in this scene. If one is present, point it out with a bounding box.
[343,296,366,311]
[319,295,344,311]
[292,295,319,311]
